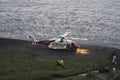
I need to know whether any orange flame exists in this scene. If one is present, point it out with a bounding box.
[76,48,89,54]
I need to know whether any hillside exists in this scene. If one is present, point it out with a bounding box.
[0,38,117,80]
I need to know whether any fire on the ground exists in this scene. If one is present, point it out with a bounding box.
[76,48,90,54]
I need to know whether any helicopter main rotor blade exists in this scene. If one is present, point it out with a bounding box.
[60,32,71,37]
[70,38,88,41]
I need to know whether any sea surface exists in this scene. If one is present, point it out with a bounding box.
[0,0,120,49]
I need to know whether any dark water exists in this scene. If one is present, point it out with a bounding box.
[0,0,120,49]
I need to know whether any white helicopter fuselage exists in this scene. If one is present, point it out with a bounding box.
[48,38,72,49]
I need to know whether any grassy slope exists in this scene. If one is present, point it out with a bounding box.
[0,49,109,80]
[54,76,101,80]
[113,74,120,80]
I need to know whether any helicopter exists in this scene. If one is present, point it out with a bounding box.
[29,32,88,53]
